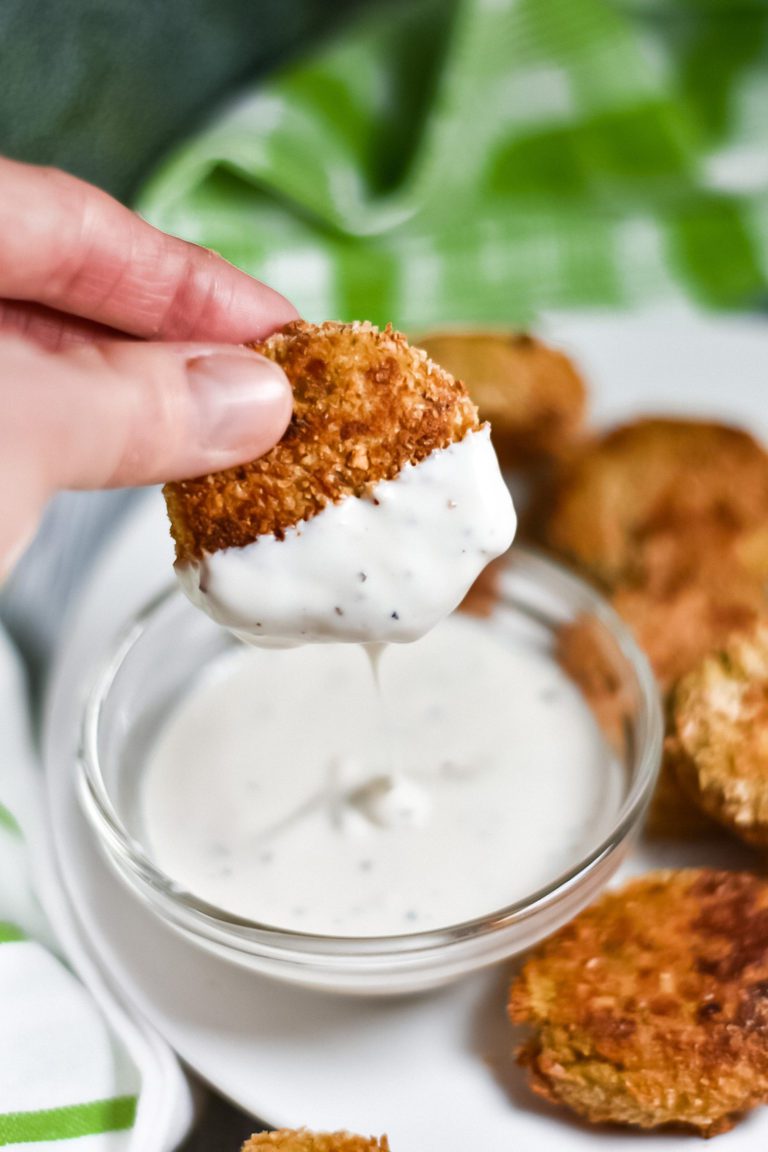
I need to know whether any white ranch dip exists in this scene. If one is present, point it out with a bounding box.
[175,427,515,645]
[140,613,624,937]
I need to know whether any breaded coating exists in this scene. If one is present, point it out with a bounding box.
[510,869,768,1136]
[539,418,768,589]
[612,578,765,696]
[164,320,479,563]
[417,330,586,466]
[242,1131,389,1152]
[671,621,768,847]
[644,756,722,840]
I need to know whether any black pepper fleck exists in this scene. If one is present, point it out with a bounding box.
[334,606,344,616]
[391,611,400,620]
[358,572,367,582]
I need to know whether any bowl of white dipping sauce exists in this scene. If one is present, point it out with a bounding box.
[79,547,662,995]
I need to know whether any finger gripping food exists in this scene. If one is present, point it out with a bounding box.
[242,1131,389,1152]
[165,321,515,645]
[509,869,768,1136]
[671,621,768,847]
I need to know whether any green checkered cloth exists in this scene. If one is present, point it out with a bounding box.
[0,628,141,1149]
[137,0,768,329]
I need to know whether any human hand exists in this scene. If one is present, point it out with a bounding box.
[0,157,298,574]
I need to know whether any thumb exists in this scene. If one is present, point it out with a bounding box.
[0,335,293,572]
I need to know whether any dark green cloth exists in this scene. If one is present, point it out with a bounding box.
[0,0,370,200]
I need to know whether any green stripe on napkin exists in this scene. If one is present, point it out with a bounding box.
[0,1097,137,1146]
[0,805,20,837]
[0,923,25,944]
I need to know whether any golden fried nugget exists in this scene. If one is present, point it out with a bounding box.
[510,869,768,1136]
[672,621,768,847]
[165,320,479,563]
[539,419,768,589]
[611,581,764,838]
[242,1132,389,1152]
[644,756,722,840]
[417,330,586,466]
[612,578,765,696]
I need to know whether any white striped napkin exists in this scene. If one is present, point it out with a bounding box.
[0,624,194,1150]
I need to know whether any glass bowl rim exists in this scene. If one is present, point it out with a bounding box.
[78,545,663,961]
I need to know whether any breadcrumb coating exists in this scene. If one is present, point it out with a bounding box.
[612,577,765,696]
[242,1131,389,1152]
[672,621,768,847]
[539,418,768,589]
[644,756,723,840]
[534,418,768,840]
[510,869,768,1136]
[165,320,479,563]
[417,330,585,466]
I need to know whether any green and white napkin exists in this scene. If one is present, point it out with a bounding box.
[138,0,768,330]
[0,626,192,1149]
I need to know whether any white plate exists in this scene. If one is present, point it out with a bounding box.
[45,309,768,1148]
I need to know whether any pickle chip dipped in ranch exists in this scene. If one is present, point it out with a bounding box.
[164,320,516,646]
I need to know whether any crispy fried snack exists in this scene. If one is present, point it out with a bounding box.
[671,621,768,847]
[416,331,586,466]
[509,869,768,1136]
[539,419,768,589]
[165,320,479,563]
[644,756,722,840]
[612,579,765,697]
[242,1132,389,1152]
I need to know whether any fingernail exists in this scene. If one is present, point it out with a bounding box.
[186,351,292,458]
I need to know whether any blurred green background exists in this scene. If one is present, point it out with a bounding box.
[4,0,768,329]
[0,0,371,199]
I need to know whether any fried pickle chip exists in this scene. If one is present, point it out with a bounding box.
[539,419,768,589]
[644,755,722,840]
[242,1132,389,1152]
[417,331,586,466]
[165,320,479,563]
[671,621,768,847]
[612,578,765,696]
[509,869,768,1136]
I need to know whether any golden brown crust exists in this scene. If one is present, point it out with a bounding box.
[538,418,768,590]
[509,869,768,1135]
[532,419,768,841]
[242,1133,391,1152]
[671,621,768,847]
[165,321,479,562]
[612,578,765,696]
[417,330,586,466]
[242,1132,389,1152]
[612,582,765,838]
[644,755,723,840]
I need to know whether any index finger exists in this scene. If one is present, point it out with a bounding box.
[0,158,298,341]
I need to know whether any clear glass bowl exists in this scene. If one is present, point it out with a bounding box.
[78,546,662,996]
